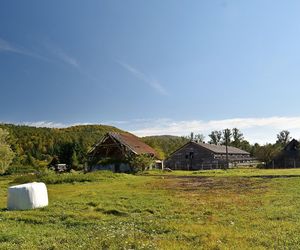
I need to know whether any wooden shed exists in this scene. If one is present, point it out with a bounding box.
[164,141,251,170]
[88,132,157,172]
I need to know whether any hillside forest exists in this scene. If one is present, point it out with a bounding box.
[0,124,292,172]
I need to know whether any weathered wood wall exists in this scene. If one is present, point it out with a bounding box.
[164,143,218,170]
[164,142,251,170]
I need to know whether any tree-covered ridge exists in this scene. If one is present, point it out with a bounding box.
[141,135,189,159]
[0,124,190,167]
[0,123,123,167]
[0,123,294,169]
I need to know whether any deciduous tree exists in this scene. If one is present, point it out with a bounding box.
[276,130,291,146]
[127,154,155,172]
[0,128,15,174]
[231,128,244,147]
[222,128,232,145]
[208,130,222,145]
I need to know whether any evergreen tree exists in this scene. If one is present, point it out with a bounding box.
[71,151,79,169]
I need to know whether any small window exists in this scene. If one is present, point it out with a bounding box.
[189,152,194,158]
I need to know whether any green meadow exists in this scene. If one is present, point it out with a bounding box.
[1,169,300,249]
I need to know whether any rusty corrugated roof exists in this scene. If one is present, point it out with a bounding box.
[109,132,157,156]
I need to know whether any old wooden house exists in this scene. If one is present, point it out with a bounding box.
[164,141,251,170]
[88,132,157,172]
[268,139,300,168]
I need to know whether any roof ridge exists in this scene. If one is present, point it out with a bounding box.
[108,132,157,157]
[196,141,249,154]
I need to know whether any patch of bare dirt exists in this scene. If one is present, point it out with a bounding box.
[153,175,268,193]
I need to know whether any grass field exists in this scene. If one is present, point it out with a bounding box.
[1,169,300,249]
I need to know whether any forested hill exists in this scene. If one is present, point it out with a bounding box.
[0,123,276,169]
[0,123,123,167]
[141,135,189,159]
[0,123,188,167]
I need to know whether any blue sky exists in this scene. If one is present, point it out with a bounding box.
[1,0,300,143]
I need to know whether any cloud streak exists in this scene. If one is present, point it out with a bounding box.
[0,37,51,61]
[0,37,98,85]
[48,46,80,69]
[43,40,80,69]
[0,38,80,69]
[0,38,20,53]
[116,61,168,95]
[44,41,101,83]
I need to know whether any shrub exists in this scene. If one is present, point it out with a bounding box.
[5,165,37,175]
[127,154,155,172]
[5,164,49,175]
[13,171,97,185]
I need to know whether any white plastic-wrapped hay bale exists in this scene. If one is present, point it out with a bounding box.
[7,182,48,210]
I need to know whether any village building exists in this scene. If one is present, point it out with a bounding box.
[88,132,158,172]
[268,139,300,168]
[164,141,252,170]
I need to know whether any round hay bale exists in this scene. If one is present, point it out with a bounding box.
[7,182,48,210]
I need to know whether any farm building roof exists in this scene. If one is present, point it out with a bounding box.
[195,142,250,155]
[97,132,157,156]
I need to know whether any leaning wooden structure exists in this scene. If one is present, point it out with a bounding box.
[88,132,157,172]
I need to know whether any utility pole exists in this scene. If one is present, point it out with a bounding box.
[225,140,229,170]
[224,129,230,170]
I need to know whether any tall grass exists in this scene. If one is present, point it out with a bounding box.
[12,170,123,185]
[0,169,300,249]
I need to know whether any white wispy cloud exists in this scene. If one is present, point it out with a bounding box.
[19,121,99,128]
[51,48,79,69]
[44,41,80,69]
[0,38,20,53]
[116,60,168,96]
[0,38,80,69]
[20,121,68,128]
[126,116,300,144]
[0,37,50,61]
[44,41,100,83]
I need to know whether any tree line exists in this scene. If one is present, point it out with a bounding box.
[0,123,295,172]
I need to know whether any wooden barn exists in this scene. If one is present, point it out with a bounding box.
[268,139,300,168]
[164,141,251,170]
[88,132,157,172]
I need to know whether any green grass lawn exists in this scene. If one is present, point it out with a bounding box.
[1,169,300,249]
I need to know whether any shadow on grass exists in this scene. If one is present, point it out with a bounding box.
[247,175,300,179]
[103,209,128,216]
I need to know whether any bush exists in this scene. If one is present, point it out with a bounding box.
[13,171,97,185]
[127,154,155,172]
[5,165,39,175]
